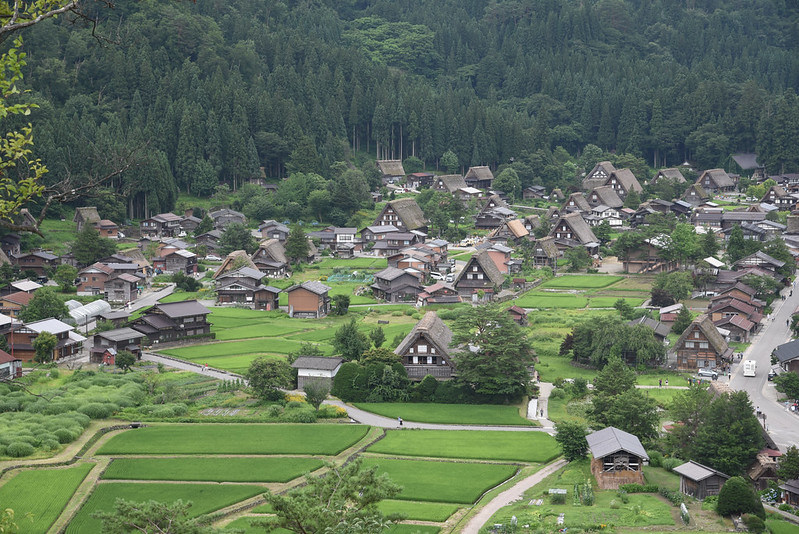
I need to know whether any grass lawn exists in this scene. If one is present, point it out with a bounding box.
[98,424,370,455]
[0,463,95,534]
[514,293,588,309]
[486,459,674,529]
[388,525,440,534]
[38,217,78,255]
[638,387,683,408]
[361,458,518,504]
[643,465,680,492]
[181,353,281,374]
[766,519,799,534]
[67,483,264,533]
[160,338,332,359]
[102,457,324,483]
[159,291,205,303]
[533,356,599,383]
[353,403,533,426]
[545,395,592,425]
[212,322,310,341]
[368,429,560,463]
[540,276,622,289]
[378,500,460,522]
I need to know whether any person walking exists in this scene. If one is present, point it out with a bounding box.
[659,379,662,387]
[398,417,403,427]
[665,379,669,387]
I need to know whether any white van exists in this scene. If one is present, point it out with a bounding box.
[743,360,757,377]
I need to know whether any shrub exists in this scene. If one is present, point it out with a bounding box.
[548,388,566,400]
[78,403,115,419]
[6,442,35,457]
[280,410,316,423]
[49,369,60,379]
[331,362,367,402]
[286,401,305,409]
[659,487,684,506]
[717,476,765,519]
[317,405,347,418]
[267,405,284,417]
[616,489,629,504]
[742,514,765,534]
[662,457,682,471]
[609,499,619,509]
[432,380,468,404]
[413,375,439,402]
[619,483,659,493]
[550,493,566,504]
[647,450,663,467]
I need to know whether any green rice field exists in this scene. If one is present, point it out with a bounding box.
[368,429,560,463]
[354,402,533,426]
[101,457,324,482]
[67,482,264,534]
[0,463,95,534]
[514,293,588,308]
[588,296,645,308]
[539,275,622,289]
[98,424,370,455]
[377,500,460,522]
[361,457,518,504]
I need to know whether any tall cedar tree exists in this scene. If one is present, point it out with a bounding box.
[778,446,799,481]
[671,305,693,335]
[284,225,310,264]
[72,225,118,266]
[555,421,589,462]
[333,318,369,361]
[219,223,258,256]
[452,305,536,400]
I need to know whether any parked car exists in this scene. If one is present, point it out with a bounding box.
[768,369,777,381]
[204,254,222,261]
[697,368,718,380]
[430,272,444,281]
[445,274,454,283]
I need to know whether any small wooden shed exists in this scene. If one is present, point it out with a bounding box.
[587,427,649,489]
[673,460,730,499]
[291,356,343,391]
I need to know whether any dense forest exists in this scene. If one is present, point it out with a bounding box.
[12,0,799,220]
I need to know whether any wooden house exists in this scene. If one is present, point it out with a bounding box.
[481,243,516,275]
[464,166,494,189]
[627,316,670,344]
[209,208,246,229]
[373,198,428,234]
[250,240,289,277]
[394,311,457,380]
[603,169,643,200]
[697,169,735,193]
[417,282,461,306]
[94,219,120,239]
[651,168,686,185]
[97,310,130,328]
[720,211,766,231]
[371,232,419,257]
[583,161,616,191]
[622,236,678,274]
[522,185,547,200]
[562,192,591,214]
[179,215,202,234]
[8,318,86,362]
[587,427,648,489]
[259,220,290,242]
[453,250,506,300]
[760,185,796,210]
[733,250,785,277]
[673,461,730,500]
[371,267,423,303]
[474,195,515,230]
[196,230,223,251]
[0,349,21,379]
[406,172,434,190]
[587,186,624,210]
[682,183,710,205]
[73,206,101,233]
[131,300,211,344]
[11,251,59,276]
[376,160,405,184]
[748,450,781,491]
[0,291,32,318]
[140,212,182,238]
[488,219,529,244]
[708,297,762,325]
[507,305,528,326]
[432,174,468,195]
[292,356,344,390]
[215,267,281,310]
[153,249,197,274]
[77,262,114,295]
[523,215,541,233]
[548,213,600,255]
[773,339,799,374]
[104,273,140,303]
[360,224,400,244]
[779,480,799,506]
[533,237,559,272]
[286,281,331,318]
[670,314,733,371]
[91,327,146,363]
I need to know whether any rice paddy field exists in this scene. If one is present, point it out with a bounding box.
[97,424,370,455]
[353,402,534,426]
[0,463,95,534]
[101,457,325,482]
[539,275,623,289]
[368,429,561,463]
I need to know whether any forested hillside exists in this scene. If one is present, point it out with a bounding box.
[15,0,799,219]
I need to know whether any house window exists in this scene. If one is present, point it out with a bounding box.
[694,331,700,339]
[685,341,695,348]
[473,266,478,271]
[409,348,414,354]
[412,356,418,364]
[418,344,427,353]
[430,347,436,354]
[699,342,708,349]
[477,273,484,280]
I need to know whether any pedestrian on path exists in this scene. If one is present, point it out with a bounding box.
[204,363,208,372]
[659,379,662,387]
[540,409,544,417]
[665,379,669,387]
[398,417,403,427]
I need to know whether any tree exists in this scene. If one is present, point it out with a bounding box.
[653,271,693,303]
[493,168,521,201]
[778,445,799,481]
[71,225,117,266]
[331,294,350,316]
[666,385,714,459]
[440,149,459,174]
[193,215,213,237]
[369,326,386,348]
[700,230,719,258]
[671,305,693,335]
[284,225,309,265]
[613,298,634,320]
[661,223,697,268]
[360,347,401,365]
[172,271,201,292]
[19,287,67,322]
[599,388,660,441]
[92,499,223,534]
[555,421,589,461]
[53,264,77,292]
[623,189,641,209]
[717,476,766,519]
[727,224,749,264]
[219,223,257,256]
[593,358,637,397]
[564,246,591,272]
[593,221,612,244]
[333,318,369,361]
[115,351,137,373]
[303,380,330,411]
[452,305,536,400]
[741,273,779,300]
[774,372,799,401]
[32,331,57,364]
[247,357,292,402]
[254,457,401,533]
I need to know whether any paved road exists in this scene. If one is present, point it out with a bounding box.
[730,284,799,451]
[141,352,242,382]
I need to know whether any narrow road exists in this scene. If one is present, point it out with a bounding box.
[141,352,242,383]
[730,284,799,451]
[460,459,568,534]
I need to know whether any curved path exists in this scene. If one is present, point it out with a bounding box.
[460,459,568,534]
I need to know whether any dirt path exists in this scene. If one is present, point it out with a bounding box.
[459,459,567,534]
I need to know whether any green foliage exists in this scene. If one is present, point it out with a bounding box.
[219,222,257,256]
[717,476,765,519]
[171,271,201,292]
[493,168,522,201]
[72,225,117,266]
[53,264,78,291]
[246,357,292,401]
[284,224,309,264]
[193,215,214,236]
[32,331,57,364]
[742,513,766,534]
[369,326,386,348]
[302,380,329,410]
[653,271,693,303]
[115,351,137,373]
[91,498,225,534]
[778,445,799,481]
[671,305,693,335]
[354,403,533,426]
[19,287,68,323]
[774,372,799,401]
[564,246,592,272]
[555,420,589,461]
[333,318,369,361]
[331,293,350,315]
